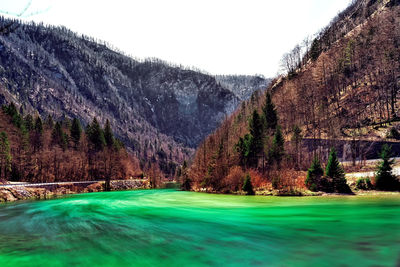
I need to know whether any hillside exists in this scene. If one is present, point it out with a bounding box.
[215,75,271,100]
[188,0,400,193]
[0,17,270,174]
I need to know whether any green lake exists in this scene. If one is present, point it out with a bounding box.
[0,190,399,266]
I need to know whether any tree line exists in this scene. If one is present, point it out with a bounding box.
[0,103,139,183]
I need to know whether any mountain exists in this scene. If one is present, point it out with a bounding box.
[0,18,269,171]
[215,75,271,100]
[188,0,400,193]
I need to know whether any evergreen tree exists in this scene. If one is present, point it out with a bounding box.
[270,126,285,167]
[325,147,350,193]
[262,92,278,131]
[34,116,43,133]
[242,173,255,195]
[375,144,399,191]
[3,103,24,129]
[0,131,12,179]
[181,160,192,191]
[3,103,17,117]
[248,110,264,167]
[86,117,105,151]
[104,119,114,147]
[24,114,34,131]
[70,118,82,149]
[52,122,68,150]
[305,157,324,191]
[235,134,252,167]
[31,116,43,151]
[45,115,54,129]
[310,38,321,61]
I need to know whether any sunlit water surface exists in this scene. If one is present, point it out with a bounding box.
[0,190,399,266]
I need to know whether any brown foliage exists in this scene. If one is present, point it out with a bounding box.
[223,166,245,192]
[248,169,266,188]
[1,111,140,183]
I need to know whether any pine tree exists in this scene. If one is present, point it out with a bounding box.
[181,160,192,191]
[235,134,252,167]
[24,114,34,131]
[310,38,321,61]
[305,157,324,191]
[104,119,114,147]
[0,131,12,180]
[86,117,105,151]
[31,116,43,152]
[70,118,82,149]
[262,92,278,131]
[248,110,264,167]
[34,116,43,133]
[242,173,255,195]
[375,144,399,191]
[45,115,54,129]
[326,147,350,193]
[270,126,285,167]
[52,122,67,150]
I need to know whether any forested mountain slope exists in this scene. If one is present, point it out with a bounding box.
[0,17,269,174]
[188,0,400,193]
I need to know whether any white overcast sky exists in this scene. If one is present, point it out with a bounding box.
[2,0,351,77]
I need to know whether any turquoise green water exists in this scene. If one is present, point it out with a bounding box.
[0,190,399,266]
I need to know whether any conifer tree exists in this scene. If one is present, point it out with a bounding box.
[45,115,54,129]
[305,157,324,191]
[325,147,350,193]
[24,114,34,131]
[248,110,264,167]
[242,173,255,195]
[235,134,252,167]
[0,131,12,179]
[52,122,67,150]
[31,116,43,152]
[262,92,278,131]
[86,117,105,151]
[34,116,43,133]
[270,126,285,167]
[181,160,192,191]
[70,118,82,149]
[104,119,114,147]
[375,144,399,191]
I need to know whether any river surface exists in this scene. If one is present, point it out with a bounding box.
[0,190,399,266]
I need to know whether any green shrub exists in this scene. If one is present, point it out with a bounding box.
[356,178,373,190]
[242,173,255,195]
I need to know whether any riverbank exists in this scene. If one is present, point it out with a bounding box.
[193,187,400,197]
[0,180,149,203]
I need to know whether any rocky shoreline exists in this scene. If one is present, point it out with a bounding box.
[0,180,149,203]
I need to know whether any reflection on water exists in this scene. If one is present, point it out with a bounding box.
[0,190,399,266]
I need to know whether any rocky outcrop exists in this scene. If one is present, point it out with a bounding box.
[215,75,271,100]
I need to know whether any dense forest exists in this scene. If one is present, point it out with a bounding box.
[188,0,400,194]
[0,103,145,183]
